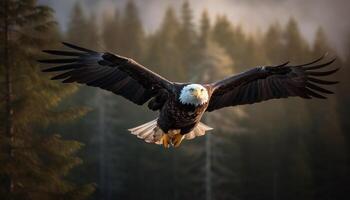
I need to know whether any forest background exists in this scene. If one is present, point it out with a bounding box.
[1,0,350,199]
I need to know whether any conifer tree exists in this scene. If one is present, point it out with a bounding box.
[178,0,196,46]
[85,13,100,49]
[264,23,284,63]
[269,18,314,199]
[242,36,268,67]
[98,2,153,199]
[64,2,100,106]
[0,0,94,199]
[189,14,247,198]
[211,15,247,70]
[66,2,88,46]
[338,35,350,199]
[67,2,99,49]
[102,8,121,52]
[304,27,346,200]
[199,10,210,48]
[211,16,233,48]
[145,7,181,80]
[312,27,333,57]
[283,18,311,62]
[119,0,145,60]
[175,0,197,80]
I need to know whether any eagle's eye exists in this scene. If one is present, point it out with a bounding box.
[201,88,204,92]
[189,88,194,92]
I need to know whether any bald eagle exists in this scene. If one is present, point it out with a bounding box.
[39,42,339,148]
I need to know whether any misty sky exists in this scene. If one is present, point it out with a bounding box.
[38,0,350,56]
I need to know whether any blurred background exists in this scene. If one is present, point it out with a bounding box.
[1,0,349,199]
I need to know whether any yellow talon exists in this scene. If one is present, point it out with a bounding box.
[161,130,183,148]
[172,133,184,148]
[161,134,170,148]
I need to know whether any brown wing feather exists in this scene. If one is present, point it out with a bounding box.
[39,42,173,105]
[207,55,339,112]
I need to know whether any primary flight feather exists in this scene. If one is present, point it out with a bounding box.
[39,42,339,148]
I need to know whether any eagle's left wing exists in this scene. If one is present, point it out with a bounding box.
[39,42,173,106]
[206,56,339,112]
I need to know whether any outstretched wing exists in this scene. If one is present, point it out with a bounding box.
[206,55,339,112]
[39,42,173,105]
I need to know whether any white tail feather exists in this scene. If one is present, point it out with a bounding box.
[184,122,213,140]
[128,119,213,145]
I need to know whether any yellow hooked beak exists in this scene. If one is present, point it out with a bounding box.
[192,89,201,98]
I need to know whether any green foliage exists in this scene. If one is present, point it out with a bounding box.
[66,3,88,45]
[0,0,94,199]
[145,7,182,81]
[118,0,145,59]
[174,0,197,80]
[264,23,284,63]
[199,10,211,48]
[67,2,99,49]
[283,18,311,62]
[102,9,121,52]
[211,16,248,70]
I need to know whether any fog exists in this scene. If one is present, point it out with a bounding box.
[38,0,350,56]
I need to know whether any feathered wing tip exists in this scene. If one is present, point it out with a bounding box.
[128,119,214,145]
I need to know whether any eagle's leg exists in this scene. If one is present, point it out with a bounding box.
[172,133,184,147]
[168,129,183,147]
[162,130,183,148]
[161,134,171,148]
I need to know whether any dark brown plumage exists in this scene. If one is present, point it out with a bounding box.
[207,55,338,111]
[40,42,172,105]
[39,42,339,147]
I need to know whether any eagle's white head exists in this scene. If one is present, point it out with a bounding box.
[179,84,209,106]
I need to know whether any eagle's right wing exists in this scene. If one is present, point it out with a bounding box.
[207,55,339,112]
[39,42,173,105]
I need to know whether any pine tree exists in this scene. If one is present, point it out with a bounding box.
[271,18,315,199]
[283,18,311,62]
[195,41,248,200]
[211,15,247,70]
[264,23,284,63]
[0,0,94,199]
[119,0,145,60]
[66,2,99,49]
[211,15,234,47]
[337,34,350,200]
[305,26,346,200]
[242,36,268,67]
[145,6,181,80]
[178,0,196,46]
[281,18,313,136]
[199,10,210,48]
[312,27,333,57]
[98,2,154,199]
[66,2,88,46]
[190,14,247,197]
[85,13,100,49]
[175,0,197,80]
[64,2,100,107]
[102,8,121,52]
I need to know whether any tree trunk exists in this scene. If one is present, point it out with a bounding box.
[205,130,212,200]
[3,0,15,195]
[96,90,107,198]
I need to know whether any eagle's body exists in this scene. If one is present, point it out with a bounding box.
[39,42,339,148]
[157,84,209,134]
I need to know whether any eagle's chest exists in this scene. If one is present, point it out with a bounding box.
[161,98,207,126]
